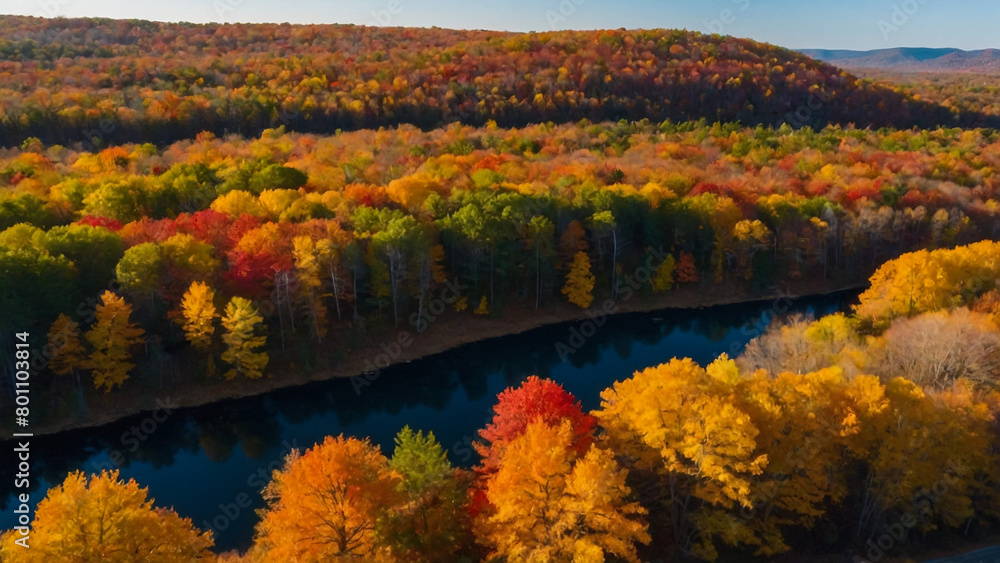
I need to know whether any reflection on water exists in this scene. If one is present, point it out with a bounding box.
[0,291,854,552]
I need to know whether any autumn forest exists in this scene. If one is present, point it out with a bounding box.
[2,13,1000,563]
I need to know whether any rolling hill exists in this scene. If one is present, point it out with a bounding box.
[0,16,996,149]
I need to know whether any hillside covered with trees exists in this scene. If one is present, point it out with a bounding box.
[0,16,997,148]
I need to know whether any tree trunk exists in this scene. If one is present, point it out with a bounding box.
[388,248,403,328]
[283,272,296,333]
[353,264,360,320]
[274,274,286,351]
[328,261,342,321]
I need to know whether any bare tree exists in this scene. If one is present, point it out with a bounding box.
[871,307,1000,390]
[738,312,862,376]
[737,314,813,375]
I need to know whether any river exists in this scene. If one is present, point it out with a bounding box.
[0,291,853,553]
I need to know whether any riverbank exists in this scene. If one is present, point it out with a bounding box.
[919,539,1000,562]
[11,277,867,438]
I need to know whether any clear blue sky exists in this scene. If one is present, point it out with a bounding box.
[5,0,998,51]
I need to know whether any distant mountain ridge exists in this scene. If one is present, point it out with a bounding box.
[800,47,1000,72]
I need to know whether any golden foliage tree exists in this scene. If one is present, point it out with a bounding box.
[842,375,997,540]
[293,235,327,341]
[220,296,268,380]
[85,291,145,392]
[209,189,266,218]
[651,253,677,293]
[854,240,1000,332]
[46,313,84,378]
[562,251,595,308]
[474,296,490,315]
[254,436,404,561]
[0,470,213,562]
[724,367,859,557]
[479,419,650,562]
[385,172,445,211]
[180,281,217,350]
[594,356,768,560]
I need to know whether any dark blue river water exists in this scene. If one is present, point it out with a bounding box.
[0,291,853,552]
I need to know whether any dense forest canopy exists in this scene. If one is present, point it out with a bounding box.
[4,118,1000,399]
[0,15,997,148]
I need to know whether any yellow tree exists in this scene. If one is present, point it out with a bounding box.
[0,470,214,562]
[221,297,268,380]
[254,435,404,561]
[854,241,1000,332]
[593,357,767,560]
[847,376,996,542]
[651,253,677,293]
[315,220,354,322]
[385,172,444,211]
[480,419,650,562]
[562,251,595,308]
[85,291,145,392]
[209,189,266,218]
[293,236,327,342]
[853,248,944,332]
[722,367,857,557]
[179,281,217,351]
[474,296,490,315]
[46,314,85,381]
